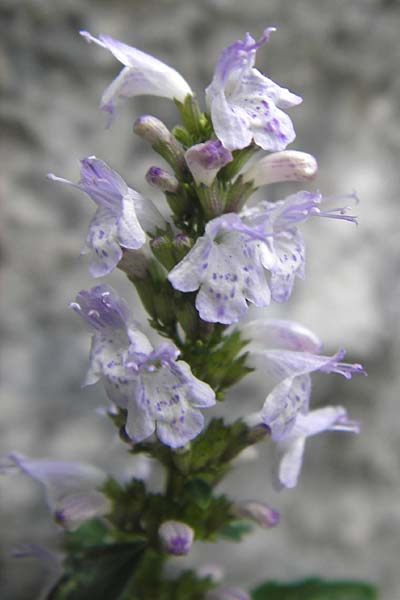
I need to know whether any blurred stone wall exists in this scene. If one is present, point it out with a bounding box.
[1,0,400,598]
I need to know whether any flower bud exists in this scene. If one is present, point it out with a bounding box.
[234,500,279,529]
[134,115,174,146]
[150,235,176,271]
[242,150,317,187]
[185,140,233,186]
[146,166,180,193]
[172,233,192,262]
[133,115,187,177]
[206,586,251,600]
[158,520,194,556]
[54,490,112,531]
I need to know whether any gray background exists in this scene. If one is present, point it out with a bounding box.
[1,0,400,598]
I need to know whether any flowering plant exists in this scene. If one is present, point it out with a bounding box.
[2,27,377,599]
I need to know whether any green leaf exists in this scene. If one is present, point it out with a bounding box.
[220,520,252,541]
[64,519,110,553]
[47,542,147,600]
[251,578,378,600]
[184,478,213,509]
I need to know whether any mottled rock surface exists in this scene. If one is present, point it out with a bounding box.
[1,0,400,598]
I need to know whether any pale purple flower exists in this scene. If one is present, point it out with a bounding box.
[234,500,279,528]
[275,406,360,488]
[242,150,318,187]
[158,520,194,555]
[242,190,358,302]
[168,213,272,324]
[185,140,233,186]
[2,453,111,531]
[80,31,192,119]
[72,284,215,448]
[48,157,164,277]
[206,27,302,151]
[243,319,365,441]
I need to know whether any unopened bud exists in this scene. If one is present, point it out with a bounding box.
[150,235,176,271]
[243,150,317,187]
[172,233,192,262]
[146,166,180,193]
[54,491,112,531]
[134,115,173,146]
[134,115,187,177]
[206,586,251,600]
[234,500,279,529]
[185,140,233,186]
[158,520,194,556]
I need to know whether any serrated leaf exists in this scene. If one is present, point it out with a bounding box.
[251,578,378,600]
[184,478,212,509]
[47,542,146,600]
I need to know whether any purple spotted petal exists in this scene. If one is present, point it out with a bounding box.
[72,285,215,448]
[49,157,162,277]
[206,28,301,151]
[80,31,192,117]
[71,284,145,387]
[157,409,205,448]
[125,389,157,443]
[171,361,216,408]
[241,190,357,303]
[168,237,212,292]
[169,214,271,324]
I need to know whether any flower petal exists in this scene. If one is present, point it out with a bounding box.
[172,361,216,408]
[168,237,212,292]
[6,453,107,508]
[206,28,301,151]
[261,374,311,440]
[275,436,306,489]
[156,408,204,448]
[242,318,323,353]
[125,393,156,443]
[80,30,193,114]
